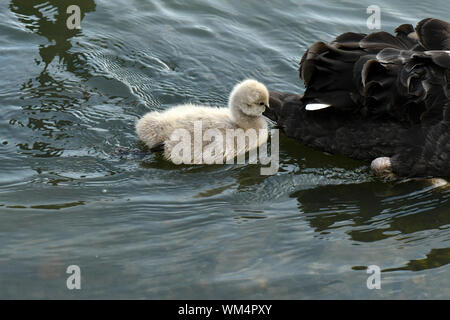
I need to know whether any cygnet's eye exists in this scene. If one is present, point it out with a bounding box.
[259,102,265,106]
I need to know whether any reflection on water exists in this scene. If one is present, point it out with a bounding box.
[383,248,450,272]
[293,181,449,240]
[10,0,96,70]
[292,181,450,272]
[0,0,449,298]
[9,0,96,158]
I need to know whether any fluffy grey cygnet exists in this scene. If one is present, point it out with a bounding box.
[136,79,270,164]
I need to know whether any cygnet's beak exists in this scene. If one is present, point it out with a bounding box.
[265,104,270,109]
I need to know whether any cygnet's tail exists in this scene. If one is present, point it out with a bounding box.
[135,112,167,149]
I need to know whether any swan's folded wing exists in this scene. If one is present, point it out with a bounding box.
[299,39,365,111]
[299,18,450,124]
[360,48,450,123]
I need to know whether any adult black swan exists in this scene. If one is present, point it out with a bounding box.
[265,18,450,180]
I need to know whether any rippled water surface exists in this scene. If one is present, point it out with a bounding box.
[1,0,449,299]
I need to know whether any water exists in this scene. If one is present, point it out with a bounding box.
[0,0,449,299]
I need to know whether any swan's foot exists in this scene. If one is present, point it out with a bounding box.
[428,178,448,188]
[371,157,397,180]
[371,157,448,187]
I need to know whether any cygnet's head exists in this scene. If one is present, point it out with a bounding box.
[228,79,269,117]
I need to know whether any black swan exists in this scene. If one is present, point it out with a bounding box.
[265,18,450,179]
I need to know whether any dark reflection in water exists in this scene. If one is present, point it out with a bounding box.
[292,181,450,272]
[9,0,96,158]
[383,248,450,272]
[10,0,96,71]
[293,181,449,238]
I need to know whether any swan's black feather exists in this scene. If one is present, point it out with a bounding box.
[416,18,450,50]
[298,18,450,125]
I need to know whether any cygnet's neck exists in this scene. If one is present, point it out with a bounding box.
[229,102,266,130]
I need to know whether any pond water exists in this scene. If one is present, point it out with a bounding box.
[0,0,449,299]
